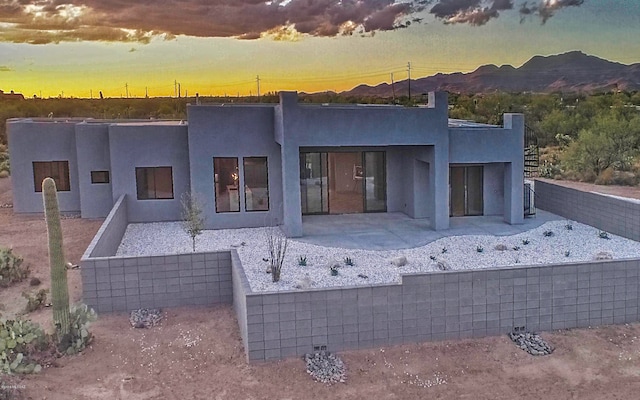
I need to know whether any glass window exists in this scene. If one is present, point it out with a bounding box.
[90,170,110,184]
[33,161,70,192]
[214,158,240,212]
[244,157,269,212]
[135,167,174,200]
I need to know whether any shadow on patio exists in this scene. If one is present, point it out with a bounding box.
[299,210,561,250]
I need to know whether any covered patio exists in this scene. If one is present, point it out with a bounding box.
[298,210,561,250]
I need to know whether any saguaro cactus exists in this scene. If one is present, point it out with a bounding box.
[42,177,70,337]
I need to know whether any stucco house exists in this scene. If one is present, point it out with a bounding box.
[7,91,524,236]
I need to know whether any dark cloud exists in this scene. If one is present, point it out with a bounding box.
[430,0,514,25]
[520,0,585,24]
[0,0,584,44]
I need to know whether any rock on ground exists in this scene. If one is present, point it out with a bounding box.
[305,351,346,384]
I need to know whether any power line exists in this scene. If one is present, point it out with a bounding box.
[407,61,411,99]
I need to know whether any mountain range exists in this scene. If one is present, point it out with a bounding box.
[342,51,640,97]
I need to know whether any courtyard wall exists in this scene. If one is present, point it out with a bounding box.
[535,179,640,241]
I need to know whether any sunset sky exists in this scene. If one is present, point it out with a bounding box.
[0,0,638,98]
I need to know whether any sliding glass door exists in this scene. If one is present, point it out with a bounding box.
[300,151,386,215]
[450,165,483,217]
[300,152,328,214]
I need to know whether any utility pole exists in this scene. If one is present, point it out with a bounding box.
[407,61,411,100]
[390,73,396,103]
[90,89,93,99]
[125,83,129,98]
[145,87,148,98]
[178,83,181,98]
[256,75,261,101]
[174,80,178,98]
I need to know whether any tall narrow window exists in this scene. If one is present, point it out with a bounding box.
[214,158,240,212]
[135,167,174,200]
[33,161,70,192]
[244,157,269,212]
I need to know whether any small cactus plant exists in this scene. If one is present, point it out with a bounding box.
[344,257,354,266]
[543,230,554,237]
[476,245,484,253]
[298,256,307,266]
[43,177,71,339]
[522,238,530,245]
[598,231,610,240]
[441,247,448,254]
[330,266,339,276]
[564,250,571,257]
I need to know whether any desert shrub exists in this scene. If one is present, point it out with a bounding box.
[0,248,29,287]
[562,114,640,181]
[57,304,97,355]
[0,319,50,374]
[22,289,48,314]
[266,228,287,283]
[594,167,615,185]
[0,143,9,176]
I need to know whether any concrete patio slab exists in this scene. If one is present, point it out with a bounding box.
[300,210,561,250]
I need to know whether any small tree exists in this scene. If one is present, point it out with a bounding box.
[181,192,204,252]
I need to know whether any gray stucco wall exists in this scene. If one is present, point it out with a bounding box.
[535,180,640,241]
[83,195,128,258]
[109,123,190,222]
[234,259,640,362]
[484,163,505,216]
[7,119,81,213]
[81,251,232,313]
[187,105,284,229]
[75,122,113,218]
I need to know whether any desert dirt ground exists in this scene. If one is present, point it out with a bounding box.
[2,176,640,399]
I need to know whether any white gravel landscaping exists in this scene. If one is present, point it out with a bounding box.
[116,219,640,292]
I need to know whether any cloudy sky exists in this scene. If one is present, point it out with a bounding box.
[0,0,638,98]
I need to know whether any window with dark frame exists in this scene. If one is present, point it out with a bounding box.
[33,161,70,192]
[213,158,240,212]
[243,157,269,212]
[90,171,110,184]
[135,167,174,200]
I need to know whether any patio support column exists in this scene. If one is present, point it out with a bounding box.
[281,143,303,237]
[431,144,449,230]
[503,113,524,225]
[503,161,524,224]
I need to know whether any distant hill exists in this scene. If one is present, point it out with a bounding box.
[343,51,640,96]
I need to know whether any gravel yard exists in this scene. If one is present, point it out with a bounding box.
[117,219,640,292]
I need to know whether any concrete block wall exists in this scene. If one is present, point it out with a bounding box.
[535,180,640,241]
[233,258,640,362]
[83,194,127,258]
[81,251,233,313]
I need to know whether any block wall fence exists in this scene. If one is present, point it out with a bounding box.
[233,258,640,361]
[535,179,640,241]
[80,179,640,361]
